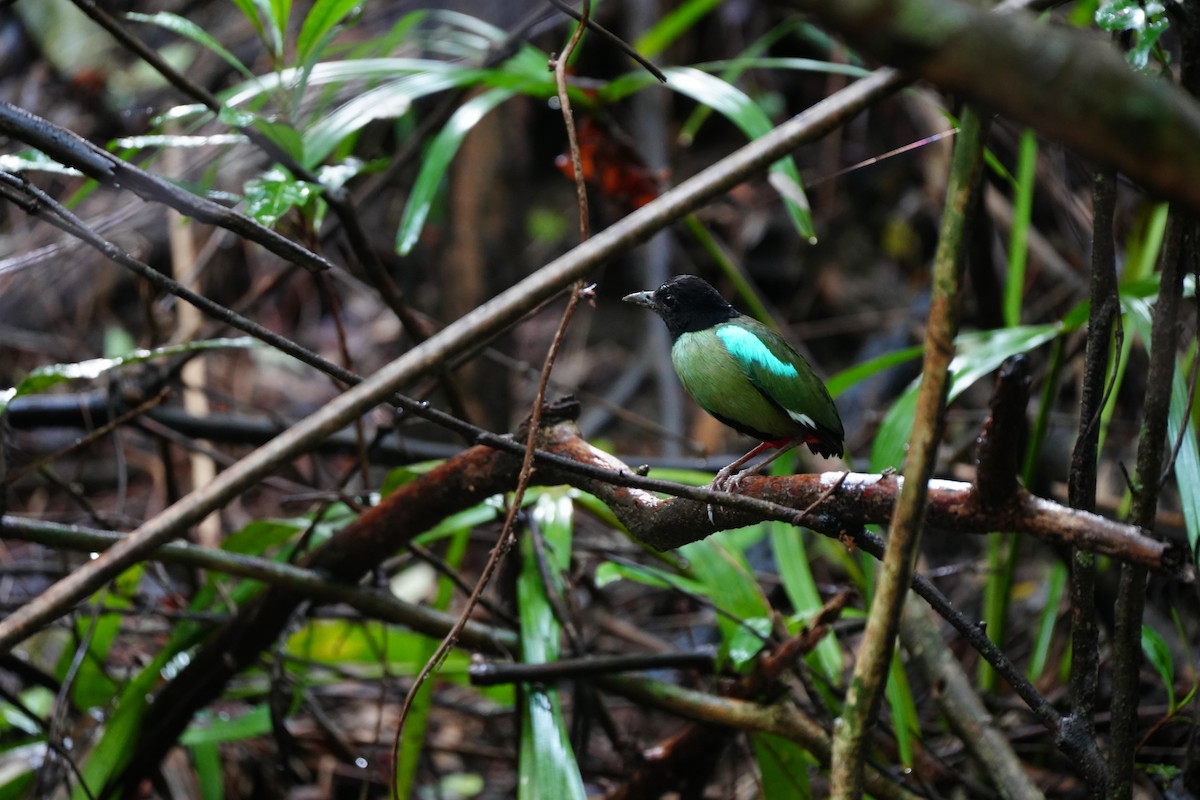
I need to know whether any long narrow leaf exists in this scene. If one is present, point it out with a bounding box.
[297,0,363,68]
[601,67,814,241]
[680,537,772,669]
[395,525,473,797]
[1027,560,1067,680]
[1003,129,1037,327]
[1126,303,1200,564]
[395,87,518,254]
[126,12,255,80]
[518,493,585,800]
[752,733,814,797]
[1170,354,1200,564]
[770,524,842,682]
[869,325,1058,470]
[635,0,724,58]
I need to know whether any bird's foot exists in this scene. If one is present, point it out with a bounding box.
[711,465,757,493]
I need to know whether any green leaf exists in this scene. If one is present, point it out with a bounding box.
[680,538,772,669]
[297,0,362,65]
[690,57,872,80]
[259,0,287,58]
[61,567,142,710]
[594,560,706,598]
[395,524,472,799]
[395,87,517,254]
[1095,0,1171,71]
[245,166,316,226]
[0,338,259,416]
[601,67,814,241]
[304,71,460,167]
[752,733,813,797]
[0,148,84,176]
[825,344,923,399]
[634,0,724,59]
[229,0,267,45]
[1141,625,1175,711]
[869,325,1058,470]
[126,12,255,80]
[224,57,456,107]
[518,492,585,800]
[1027,560,1067,681]
[770,525,842,682]
[886,650,919,766]
[222,518,307,556]
[0,749,36,800]
[190,739,225,800]
[1170,354,1200,566]
[252,117,305,162]
[71,648,177,800]
[1003,129,1037,328]
[1126,306,1200,565]
[181,705,272,745]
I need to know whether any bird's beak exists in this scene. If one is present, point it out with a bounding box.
[622,290,657,310]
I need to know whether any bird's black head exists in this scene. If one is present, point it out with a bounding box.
[623,275,737,339]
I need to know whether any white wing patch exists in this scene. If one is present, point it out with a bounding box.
[715,325,798,378]
[787,411,815,428]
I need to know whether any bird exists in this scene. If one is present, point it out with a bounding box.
[623,275,844,487]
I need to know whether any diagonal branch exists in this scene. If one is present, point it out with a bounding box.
[830,105,986,799]
[0,64,907,658]
[0,103,331,273]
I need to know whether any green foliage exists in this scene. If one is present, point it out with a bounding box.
[1140,625,1175,711]
[128,11,255,79]
[1003,129,1037,328]
[771,522,842,683]
[603,67,814,240]
[751,732,814,797]
[1027,561,1068,681]
[244,165,317,226]
[396,87,519,254]
[1095,0,1170,72]
[869,325,1059,470]
[394,521,473,798]
[131,6,824,250]
[518,493,586,800]
[635,0,724,58]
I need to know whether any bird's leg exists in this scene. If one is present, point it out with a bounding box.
[745,439,800,477]
[715,439,803,493]
[712,441,776,491]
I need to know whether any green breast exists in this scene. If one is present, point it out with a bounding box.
[672,328,804,441]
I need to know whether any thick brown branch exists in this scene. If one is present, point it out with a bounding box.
[531,429,1180,573]
[779,0,1200,212]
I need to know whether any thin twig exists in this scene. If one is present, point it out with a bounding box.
[2,389,170,487]
[546,0,666,82]
[387,10,595,794]
[555,4,592,241]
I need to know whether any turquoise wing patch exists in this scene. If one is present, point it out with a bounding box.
[715,326,798,381]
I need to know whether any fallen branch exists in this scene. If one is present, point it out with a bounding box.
[50,405,1179,795]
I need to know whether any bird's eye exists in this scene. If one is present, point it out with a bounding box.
[660,294,676,308]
